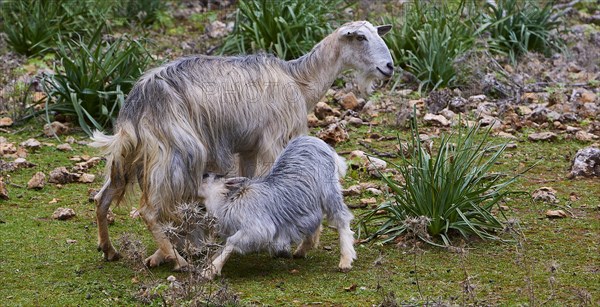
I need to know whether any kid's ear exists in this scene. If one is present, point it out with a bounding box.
[377,25,392,36]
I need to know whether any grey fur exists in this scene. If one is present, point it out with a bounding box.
[199,136,356,279]
[90,21,391,270]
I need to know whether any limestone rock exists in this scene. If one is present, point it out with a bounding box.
[528,132,558,142]
[27,172,46,190]
[568,147,600,178]
[43,121,69,137]
[52,207,76,220]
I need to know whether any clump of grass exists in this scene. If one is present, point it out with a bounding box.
[0,0,112,57]
[41,25,155,135]
[480,0,562,63]
[382,1,478,91]
[113,0,167,27]
[360,113,525,246]
[220,0,347,60]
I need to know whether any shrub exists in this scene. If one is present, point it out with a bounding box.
[220,0,347,60]
[0,0,112,56]
[114,0,167,27]
[480,0,562,62]
[360,113,524,246]
[383,1,478,91]
[42,26,155,135]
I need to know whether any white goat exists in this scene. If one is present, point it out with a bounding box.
[91,21,393,271]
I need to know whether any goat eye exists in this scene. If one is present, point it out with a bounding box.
[356,35,367,41]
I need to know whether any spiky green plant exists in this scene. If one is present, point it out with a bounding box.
[220,0,347,60]
[360,113,525,246]
[42,26,155,135]
[480,0,562,62]
[0,0,112,56]
[382,1,478,91]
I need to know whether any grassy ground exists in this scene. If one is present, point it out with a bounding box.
[1,113,598,306]
[1,1,599,305]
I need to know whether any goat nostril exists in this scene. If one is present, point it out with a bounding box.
[387,62,394,71]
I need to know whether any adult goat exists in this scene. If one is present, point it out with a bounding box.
[91,21,393,270]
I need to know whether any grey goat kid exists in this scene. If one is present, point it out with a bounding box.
[91,21,391,271]
[199,136,356,279]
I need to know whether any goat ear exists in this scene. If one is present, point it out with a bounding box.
[224,177,249,191]
[377,25,392,36]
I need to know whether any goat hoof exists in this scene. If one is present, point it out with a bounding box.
[145,249,165,268]
[338,266,352,273]
[100,245,120,261]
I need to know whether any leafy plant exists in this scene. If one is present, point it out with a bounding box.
[114,0,167,27]
[382,1,478,91]
[0,0,112,56]
[220,0,347,60]
[480,0,562,62]
[360,112,525,246]
[42,26,155,135]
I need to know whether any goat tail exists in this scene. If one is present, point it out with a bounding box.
[90,122,139,206]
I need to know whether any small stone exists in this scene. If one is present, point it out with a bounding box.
[566,125,581,133]
[0,117,13,127]
[52,207,76,220]
[66,239,77,244]
[521,92,539,104]
[166,275,177,282]
[339,92,360,110]
[528,132,558,142]
[545,210,567,219]
[57,143,73,151]
[495,132,518,140]
[0,177,8,200]
[314,101,334,120]
[478,115,502,130]
[449,96,469,113]
[342,185,362,196]
[78,173,95,183]
[579,91,597,103]
[568,147,600,178]
[468,94,487,104]
[65,136,76,144]
[423,113,450,127]
[439,108,456,120]
[347,117,363,127]
[316,123,348,146]
[48,167,79,184]
[360,197,377,205]
[27,172,46,190]
[20,138,42,150]
[206,20,230,38]
[43,121,69,137]
[516,106,533,116]
[14,158,36,168]
[532,187,559,203]
[307,113,321,128]
[575,131,598,142]
[366,187,383,195]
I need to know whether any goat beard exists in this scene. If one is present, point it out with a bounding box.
[355,72,376,97]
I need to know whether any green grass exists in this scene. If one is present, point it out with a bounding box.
[0,115,598,305]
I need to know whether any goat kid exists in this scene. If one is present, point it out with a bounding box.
[198,136,355,279]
